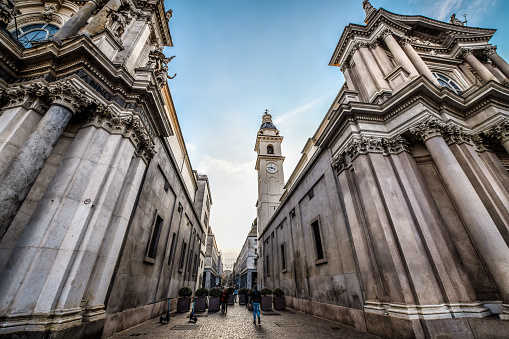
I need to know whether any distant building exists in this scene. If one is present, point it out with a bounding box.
[256,1,509,338]
[203,227,220,289]
[234,219,258,289]
[0,1,211,338]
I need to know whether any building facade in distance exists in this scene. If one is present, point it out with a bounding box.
[203,227,220,289]
[0,0,211,338]
[234,219,258,289]
[257,1,509,338]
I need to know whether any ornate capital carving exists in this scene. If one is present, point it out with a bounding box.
[410,117,447,142]
[442,123,472,145]
[382,135,411,154]
[340,62,350,72]
[399,36,412,47]
[332,154,346,173]
[459,47,474,59]
[471,134,492,152]
[485,120,509,145]
[379,28,393,40]
[0,0,15,28]
[368,40,380,50]
[84,104,156,163]
[48,81,93,114]
[4,82,50,114]
[483,46,497,58]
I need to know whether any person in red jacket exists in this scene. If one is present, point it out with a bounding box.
[221,288,230,314]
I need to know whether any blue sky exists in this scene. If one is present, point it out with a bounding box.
[163,0,509,262]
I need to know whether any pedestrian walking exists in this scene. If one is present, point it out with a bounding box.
[221,287,230,314]
[249,285,261,325]
[234,288,238,303]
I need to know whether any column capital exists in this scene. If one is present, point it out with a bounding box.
[48,81,94,114]
[410,117,447,142]
[4,82,50,114]
[399,36,413,47]
[368,40,380,50]
[442,123,472,146]
[332,154,346,174]
[382,135,412,154]
[485,119,509,145]
[379,28,394,40]
[340,62,351,72]
[471,134,492,152]
[84,104,156,163]
[483,46,497,57]
[459,47,474,59]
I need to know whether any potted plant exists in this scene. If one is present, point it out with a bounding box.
[177,286,192,312]
[227,286,235,305]
[238,288,248,305]
[260,288,273,310]
[208,287,222,311]
[273,288,286,310]
[194,287,208,312]
[247,289,254,310]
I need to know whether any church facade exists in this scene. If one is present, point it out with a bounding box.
[0,0,212,338]
[256,2,509,338]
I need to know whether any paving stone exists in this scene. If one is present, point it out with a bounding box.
[109,301,385,338]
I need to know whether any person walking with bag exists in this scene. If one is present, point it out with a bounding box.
[221,287,230,314]
[249,285,261,325]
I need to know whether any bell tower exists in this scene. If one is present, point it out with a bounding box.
[255,110,285,236]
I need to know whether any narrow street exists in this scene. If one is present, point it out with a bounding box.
[110,302,384,339]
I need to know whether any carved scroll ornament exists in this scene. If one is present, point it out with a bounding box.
[48,81,94,114]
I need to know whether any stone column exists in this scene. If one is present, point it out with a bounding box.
[351,45,378,100]
[380,29,419,78]
[81,0,124,37]
[400,37,440,86]
[358,43,391,91]
[369,40,393,75]
[411,117,509,305]
[0,81,92,241]
[52,0,99,43]
[460,48,500,84]
[340,63,356,91]
[484,46,509,81]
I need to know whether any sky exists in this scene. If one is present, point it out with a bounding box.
[162,0,509,262]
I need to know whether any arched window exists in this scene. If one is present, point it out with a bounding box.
[433,73,462,94]
[11,23,59,48]
[267,145,274,154]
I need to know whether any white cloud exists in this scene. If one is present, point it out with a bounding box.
[273,94,332,127]
[424,0,497,24]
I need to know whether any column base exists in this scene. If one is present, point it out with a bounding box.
[500,304,509,320]
[82,304,106,322]
[364,301,491,320]
[0,307,82,334]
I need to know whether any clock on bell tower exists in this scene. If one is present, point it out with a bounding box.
[255,110,285,236]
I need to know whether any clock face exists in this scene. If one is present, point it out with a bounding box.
[266,163,277,173]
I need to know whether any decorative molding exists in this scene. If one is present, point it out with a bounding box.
[83,104,156,163]
[368,40,380,50]
[459,47,474,59]
[382,135,411,154]
[3,82,50,114]
[399,36,412,47]
[471,134,492,152]
[48,81,94,114]
[379,28,394,40]
[410,117,447,142]
[41,4,56,22]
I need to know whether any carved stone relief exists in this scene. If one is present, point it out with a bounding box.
[48,81,93,114]
[146,46,176,88]
[3,82,50,114]
[41,4,56,22]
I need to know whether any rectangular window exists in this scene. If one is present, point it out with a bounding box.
[145,215,163,263]
[311,219,324,260]
[188,249,194,273]
[281,243,286,271]
[265,254,270,276]
[193,254,198,276]
[179,242,187,271]
[168,233,176,265]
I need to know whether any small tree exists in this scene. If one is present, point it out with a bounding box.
[178,286,192,297]
[260,288,272,296]
[195,287,209,298]
[238,288,249,295]
[273,288,284,297]
[227,286,235,294]
[209,287,222,298]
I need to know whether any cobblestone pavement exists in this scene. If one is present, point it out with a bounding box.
[110,302,385,339]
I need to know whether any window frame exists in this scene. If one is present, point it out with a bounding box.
[310,216,327,265]
[144,212,164,264]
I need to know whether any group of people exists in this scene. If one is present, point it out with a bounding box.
[219,285,262,325]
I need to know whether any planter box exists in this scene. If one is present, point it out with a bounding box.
[239,294,247,305]
[194,297,207,312]
[261,296,272,310]
[273,296,286,310]
[208,297,221,311]
[177,297,191,312]
[228,294,234,305]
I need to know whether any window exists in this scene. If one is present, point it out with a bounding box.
[281,243,286,271]
[188,250,194,273]
[158,166,170,192]
[179,242,187,271]
[433,73,462,94]
[145,215,163,263]
[311,219,324,261]
[193,254,198,276]
[168,233,177,265]
[11,23,59,48]
[265,255,270,276]
[267,145,274,154]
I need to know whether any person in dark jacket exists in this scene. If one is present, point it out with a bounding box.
[221,288,230,314]
[249,285,261,324]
